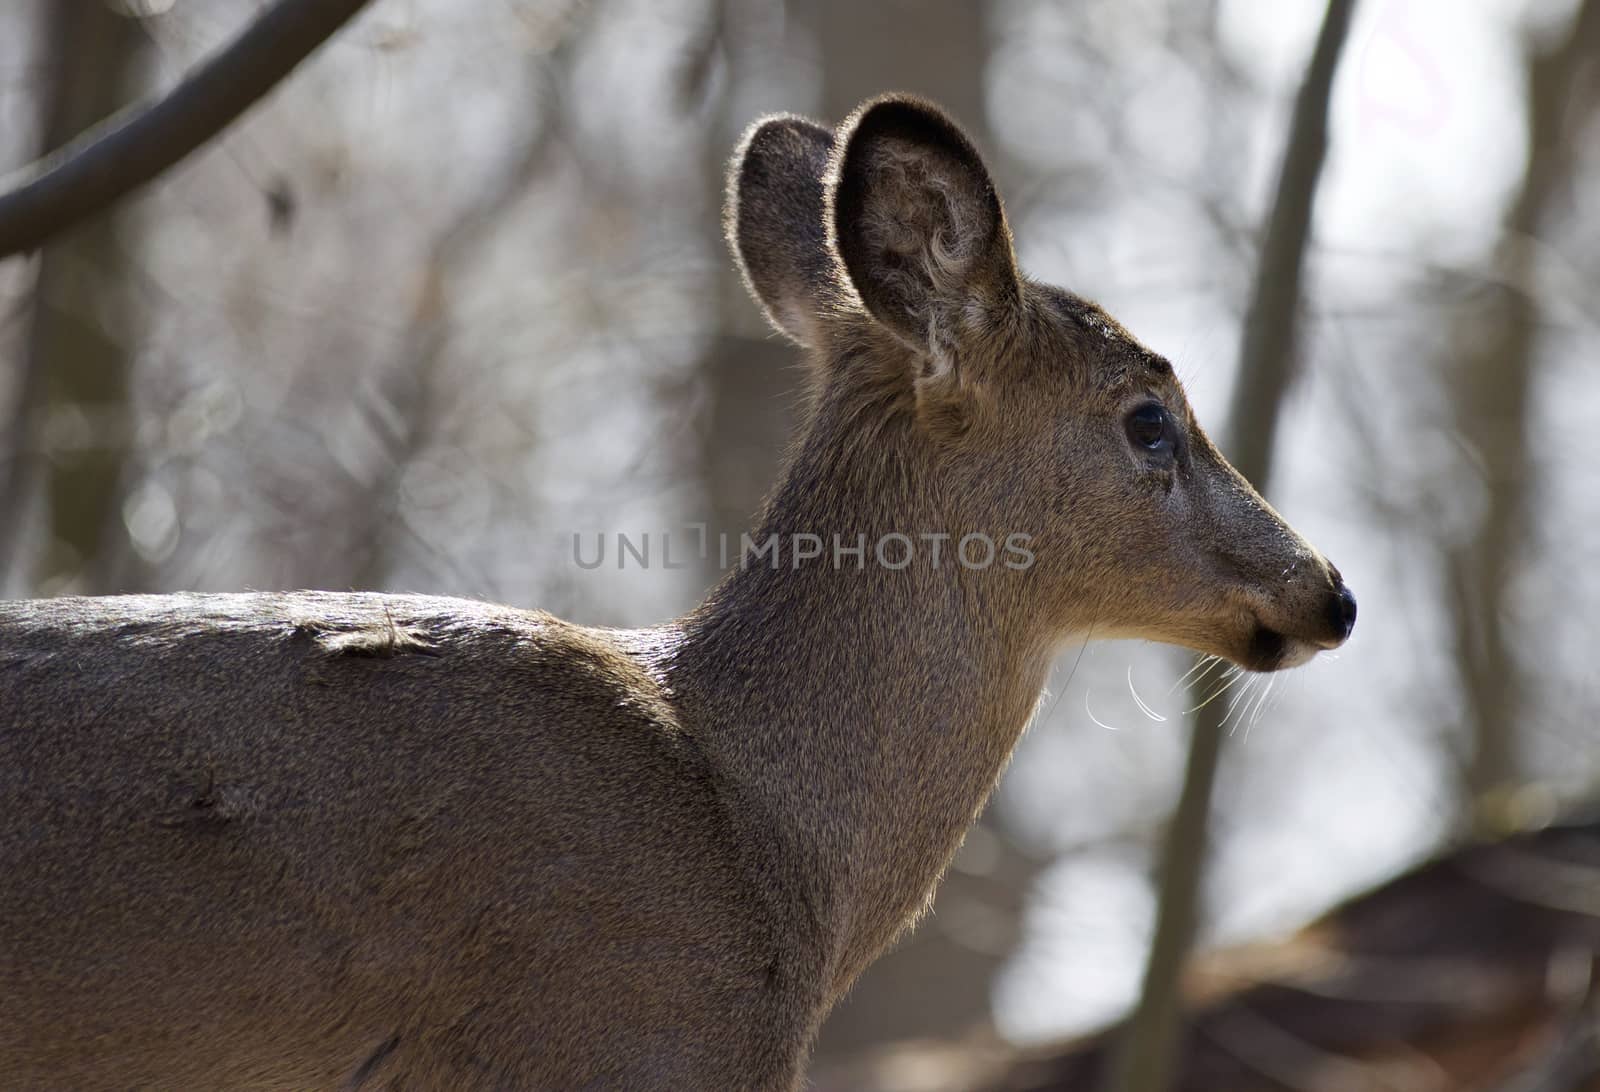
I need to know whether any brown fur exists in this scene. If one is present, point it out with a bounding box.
[0,96,1353,1090]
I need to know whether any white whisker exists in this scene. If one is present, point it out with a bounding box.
[1243,675,1279,743]
[1226,676,1257,737]
[1184,665,1243,713]
[1171,653,1224,696]
[1084,690,1119,732]
[1127,665,1167,723]
[1221,672,1257,734]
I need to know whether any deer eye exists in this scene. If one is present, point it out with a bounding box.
[1126,403,1173,454]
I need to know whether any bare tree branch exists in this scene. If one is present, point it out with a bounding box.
[1105,3,1358,1091]
[0,0,377,261]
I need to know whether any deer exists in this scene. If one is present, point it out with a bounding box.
[0,94,1355,1091]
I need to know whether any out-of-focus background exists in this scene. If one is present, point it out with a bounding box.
[3,0,1599,1086]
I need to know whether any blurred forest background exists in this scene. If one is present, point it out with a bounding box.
[3,0,1600,1088]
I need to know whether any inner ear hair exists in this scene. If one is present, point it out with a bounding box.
[828,95,1019,361]
[727,114,837,347]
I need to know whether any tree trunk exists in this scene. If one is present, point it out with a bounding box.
[805,0,1034,1063]
[1446,0,1600,824]
[10,0,145,593]
[1104,3,1358,1089]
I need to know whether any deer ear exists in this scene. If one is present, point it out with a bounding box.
[828,96,1020,364]
[727,115,837,348]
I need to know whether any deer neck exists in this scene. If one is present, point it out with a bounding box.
[667,380,1056,993]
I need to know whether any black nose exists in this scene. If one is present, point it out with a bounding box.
[1331,582,1357,642]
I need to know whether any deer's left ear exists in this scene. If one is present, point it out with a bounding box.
[727,114,838,348]
[827,95,1021,368]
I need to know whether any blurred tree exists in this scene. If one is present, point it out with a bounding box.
[813,817,1600,1091]
[688,0,800,593]
[815,0,986,128]
[1106,2,1357,1090]
[3,0,146,592]
[691,0,998,598]
[0,5,47,590]
[1446,0,1600,825]
[351,55,578,591]
[799,0,1051,1064]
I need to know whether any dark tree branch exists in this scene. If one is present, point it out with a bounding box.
[1223,0,1357,492]
[0,0,378,260]
[1105,3,1358,1091]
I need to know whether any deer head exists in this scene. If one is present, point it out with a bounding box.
[727,95,1354,672]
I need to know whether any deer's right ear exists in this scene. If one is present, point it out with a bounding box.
[726,115,837,348]
[828,97,1020,366]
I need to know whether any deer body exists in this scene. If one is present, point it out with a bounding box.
[0,96,1353,1090]
[1,594,812,1089]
